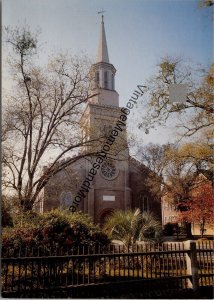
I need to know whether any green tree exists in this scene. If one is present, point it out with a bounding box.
[104,209,162,249]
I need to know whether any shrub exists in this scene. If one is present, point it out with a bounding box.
[163,222,180,236]
[2,205,13,227]
[1,197,14,227]
[13,210,43,228]
[2,209,109,255]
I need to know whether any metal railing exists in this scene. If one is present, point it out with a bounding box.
[1,241,213,297]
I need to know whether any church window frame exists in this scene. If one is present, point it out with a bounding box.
[103,124,113,136]
[60,191,73,209]
[96,71,100,86]
[143,196,149,212]
[100,160,119,180]
[138,193,149,212]
[104,71,108,89]
[112,74,115,90]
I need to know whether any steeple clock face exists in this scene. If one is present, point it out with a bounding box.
[100,160,119,180]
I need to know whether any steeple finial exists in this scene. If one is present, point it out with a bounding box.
[96,10,109,63]
[98,9,105,23]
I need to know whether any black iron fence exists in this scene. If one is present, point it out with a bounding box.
[1,241,213,297]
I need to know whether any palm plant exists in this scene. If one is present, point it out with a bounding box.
[104,209,162,248]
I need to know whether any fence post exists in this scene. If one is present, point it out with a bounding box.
[185,241,199,291]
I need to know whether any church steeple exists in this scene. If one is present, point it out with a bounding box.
[96,15,109,63]
[89,14,119,107]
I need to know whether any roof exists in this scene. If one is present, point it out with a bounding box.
[96,16,109,63]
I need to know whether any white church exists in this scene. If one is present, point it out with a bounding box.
[41,15,161,225]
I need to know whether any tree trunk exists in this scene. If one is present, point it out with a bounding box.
[200,218,206,238]
[21,199,34,212]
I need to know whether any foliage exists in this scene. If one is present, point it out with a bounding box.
[1,197,13,227]
[136,143,170,199]
[176,142,213,170]
[138,59,214,138]
[2,209,109,251]
[163,223,180,236]
[138,143,193,199]
[177,182,214,237]
[13,210,43,227]
[139,141,213,198]
[137,142,213,237]
[104,209,162,248]
[199,0,214,7]
[2,25,100,211]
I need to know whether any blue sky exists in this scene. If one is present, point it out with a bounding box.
[2,0,213,145]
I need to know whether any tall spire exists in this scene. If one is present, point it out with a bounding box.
[96,15,109,63]
[88,13,119,106]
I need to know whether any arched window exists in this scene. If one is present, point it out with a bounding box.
[143,196,149,212]
[103,124,113,136]
[104,71,108,89]
[138,193,149,212]
[60,191,73,208]
[112,74,115,90]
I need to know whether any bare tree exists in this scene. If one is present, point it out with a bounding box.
[137,142,212,200]
[2,26,102,211]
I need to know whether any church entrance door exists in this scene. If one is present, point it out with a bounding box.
[99,209,114,227]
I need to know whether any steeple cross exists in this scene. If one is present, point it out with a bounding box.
[98,9,106,22]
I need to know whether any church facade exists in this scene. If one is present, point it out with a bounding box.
[41,16,161,225]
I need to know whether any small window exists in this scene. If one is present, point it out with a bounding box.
[104,71,108,89]
[112,74,114,90]
[138,194,149,212]
[103,124,113,136]
[143,196,149,212]
[96,71,99,85]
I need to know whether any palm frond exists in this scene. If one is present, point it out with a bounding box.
[104,208,162,247]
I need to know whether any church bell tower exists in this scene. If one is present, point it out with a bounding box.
[81,14,128,158]
[89,15,119,107]
[80,14,131,224]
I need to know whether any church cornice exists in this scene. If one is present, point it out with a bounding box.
[90,62,116,73]
[89,102,121,111]
[80,102,122,124]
